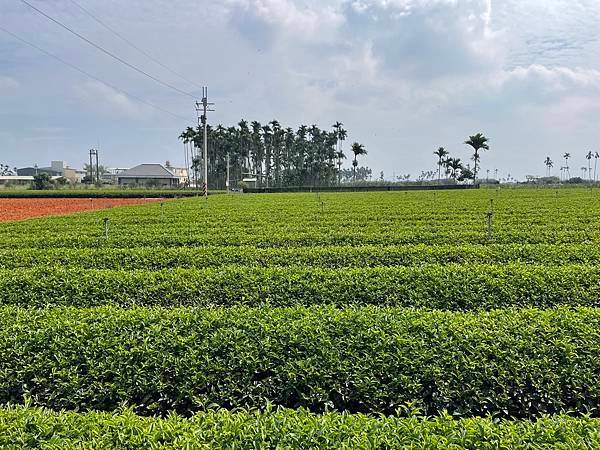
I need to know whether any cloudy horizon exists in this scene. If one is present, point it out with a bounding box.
[1,0,599,180]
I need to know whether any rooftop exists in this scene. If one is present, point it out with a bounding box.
[117,164,178,179]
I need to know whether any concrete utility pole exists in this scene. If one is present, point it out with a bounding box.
[95,149,99,183]
[226,153,230,194]
[196,87,214,198]
[89,148,99,182]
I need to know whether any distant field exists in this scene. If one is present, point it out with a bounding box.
[0,197,161,222]
[0,188,598,446]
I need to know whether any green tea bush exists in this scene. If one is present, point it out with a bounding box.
[2,243,600,269]
[0,306,597,417]
[0,264,598,309]
[0,406,598,449]
[2,189,600,249]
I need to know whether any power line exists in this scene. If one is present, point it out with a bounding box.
[0,25,189,121]
[67,0,203,91]
[17,0,197,99]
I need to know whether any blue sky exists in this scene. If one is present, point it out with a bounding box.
[1,0,599,179]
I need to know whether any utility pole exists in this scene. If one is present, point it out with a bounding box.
[89,148,99,183]
[196,87,214,198]
[226,153,230,194]
[89,149,93,180]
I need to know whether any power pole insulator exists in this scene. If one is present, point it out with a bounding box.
[195,86,215,199]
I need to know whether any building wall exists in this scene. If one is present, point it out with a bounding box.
[118,177,179,187]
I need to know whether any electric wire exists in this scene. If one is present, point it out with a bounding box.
[0,25,189,121]
[67,0,203,91]
[17,0,197,99]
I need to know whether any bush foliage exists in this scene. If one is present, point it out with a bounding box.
[0,306,597,417]
[0,264,598,309]
[0,406,598,449]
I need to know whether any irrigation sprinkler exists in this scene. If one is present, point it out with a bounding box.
[486,199,494,241]
[103,217,110,240]
[486,210,493,241]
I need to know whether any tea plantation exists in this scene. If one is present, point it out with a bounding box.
[0,188,599,447]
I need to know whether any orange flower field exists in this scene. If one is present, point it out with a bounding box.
[0,198,161,222]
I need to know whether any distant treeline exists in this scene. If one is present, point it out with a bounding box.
[179,120,368,189]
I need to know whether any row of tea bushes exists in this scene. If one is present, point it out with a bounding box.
[0,406,598,449]
[0,264,598,309]
[2,243,600,269]
[0,306,597,417]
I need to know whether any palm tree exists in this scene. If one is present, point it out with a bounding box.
[447,157,463,180]
[544,157,553,177]
[335,125,347,185]
[336,150,346,184]
[595,152,600,182]
[563,153,571,180]
[464,133,489,183]
[351,142,367,182]
[442,157,452,178]
[433,147,449,184]
[581,167,588,179]
[586,151,593,183]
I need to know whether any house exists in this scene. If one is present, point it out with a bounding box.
[0,175,35,186]
[17,161,83,183]
[101,168,129,184]
[17,166,61,177]
[164,161,189,186]
[117,164,180,187]
[0,175,62,186]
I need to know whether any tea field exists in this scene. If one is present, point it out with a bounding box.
[0,188,599,447]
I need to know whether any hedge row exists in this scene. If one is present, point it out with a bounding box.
[1,264,599,309]
[2,221,598,248]
[2,244,600,269]
[0,189,208,198]
[0,306,598,417]
[1,407,598,449]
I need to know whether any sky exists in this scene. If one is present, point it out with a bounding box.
[1,0,600,180]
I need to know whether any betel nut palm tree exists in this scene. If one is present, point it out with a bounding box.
[434,147,449,184]
[563,153,571,180]
[544,156,553,177]
[351,142,367,182]
[464,133,489,184]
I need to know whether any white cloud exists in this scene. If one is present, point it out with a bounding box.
[2,0,600,178]
[73,81,151,119]
[226,0,344,41]
[0,76,19,91]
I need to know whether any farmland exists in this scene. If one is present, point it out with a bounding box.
[0,188,599,447]
[0,197,161,222]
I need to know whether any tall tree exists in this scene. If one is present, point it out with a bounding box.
[447,157,463,181]
[434,147,449,184]
[464,133,489,183]
[544,156,553,178]
[351,142,367,183]
[179,119,361,188]
[563,152,571,180]
[595,152,600,182]
[586,151,593,183]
